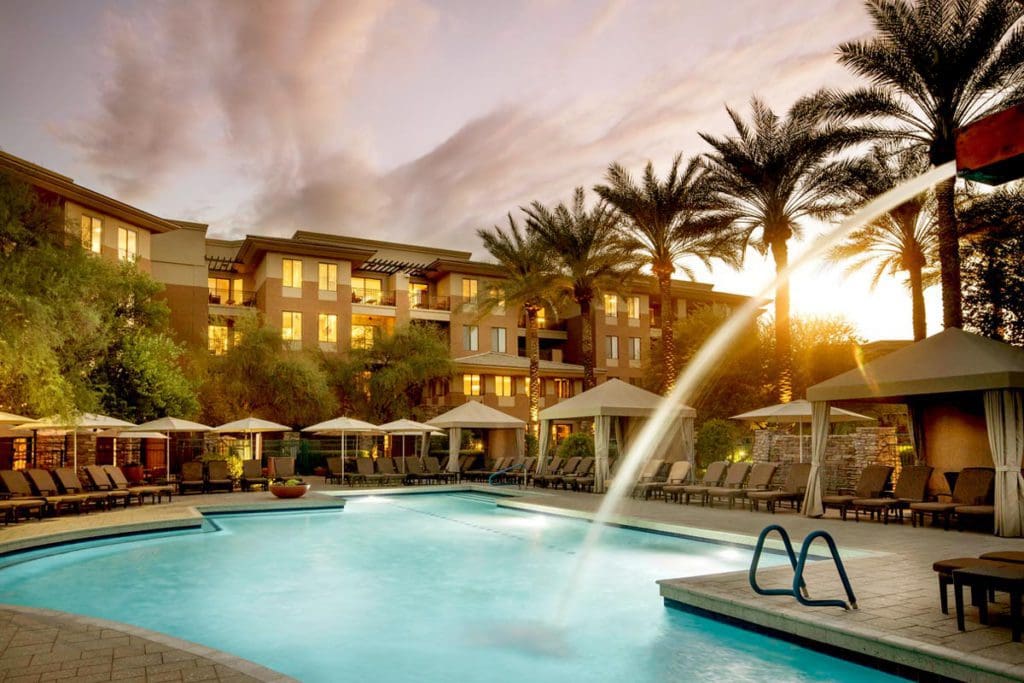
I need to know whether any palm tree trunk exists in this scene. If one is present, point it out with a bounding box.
[908,264,927,341]
[526,307,541,437]
[935,176,963,329]
[579,297,596,390]
[769,238,792,403]
[657,269,676,394]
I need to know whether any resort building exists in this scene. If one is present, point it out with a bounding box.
[0,150,751,423]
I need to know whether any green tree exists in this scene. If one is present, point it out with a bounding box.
[830,0,1024,329]
[700,95,867,401]
[477,216,560,433]
[324,323,454,423]
[828,145,938,340]
[595,154,742,394]
[524,187,642,389]
[759,315,866,401]
[695,419,744,469]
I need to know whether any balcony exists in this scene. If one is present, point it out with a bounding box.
[208,290,256,307]
[411,294,451,311]
[351,291,396,306]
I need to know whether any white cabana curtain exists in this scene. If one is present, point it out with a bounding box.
[985,390,1024,537]
[594,415,611,493]
[802,401,830,517]
[537,419,551,472]
[447,427,461,473]
[613,417,624,457]
[420,432,430,460]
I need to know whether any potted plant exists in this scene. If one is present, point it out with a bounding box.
[269,477,311,499]
[121,461,145,484]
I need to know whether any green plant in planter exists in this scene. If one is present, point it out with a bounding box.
[695,419,744,470]
[556,433,594,459]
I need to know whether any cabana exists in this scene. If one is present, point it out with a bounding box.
[804,328,1024,536]
[427,401,526,474]
[538,378,696,493]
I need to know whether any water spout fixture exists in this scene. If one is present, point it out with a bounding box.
[955,103,1024,185]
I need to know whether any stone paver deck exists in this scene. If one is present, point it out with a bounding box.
[1,481,1023,681]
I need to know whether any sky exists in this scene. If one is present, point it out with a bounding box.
[0,0,943,341]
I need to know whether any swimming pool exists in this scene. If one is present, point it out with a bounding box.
[0,493,897,682]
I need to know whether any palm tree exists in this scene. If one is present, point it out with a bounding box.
[594,154,742,394]
[830,0,1024,329]
[828,145,938,340]
[477,216,559,434]
[700,94,869,402]
[524,188,642,390]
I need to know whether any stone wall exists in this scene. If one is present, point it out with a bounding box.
[751,427,899,494]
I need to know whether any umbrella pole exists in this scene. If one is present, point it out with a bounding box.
[165,438,171,480]
[799,422,804,463]
[341,431,346,486]
[113,437,118,467]
[73,430,78,470]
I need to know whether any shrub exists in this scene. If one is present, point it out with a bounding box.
[556,433,594,459]
[200,452,242,479]
[695,419,743,469]
[525,433,538,459]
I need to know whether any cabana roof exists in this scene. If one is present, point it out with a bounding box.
[539,378,696,420]
[427,401,526,429]
[807,328,1024,402]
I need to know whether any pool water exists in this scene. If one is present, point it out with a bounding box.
[0,494,897,682]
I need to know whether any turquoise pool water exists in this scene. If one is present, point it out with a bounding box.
[0,494,897,682]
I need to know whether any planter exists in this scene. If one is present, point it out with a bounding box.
[269,483,311,499]
[121,464,144,484]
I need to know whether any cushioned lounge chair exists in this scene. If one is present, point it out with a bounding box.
[324,456,345,484]
[664,460,730,505]
[375,457,404,486]
[707,462,777,509]
[103,465,174,503]
[560,457,594,491]
[852,465,933,524]
[355,457,389,486]
[634,461,691,501]
[83,465,132,507]
[628,459,667,498]
[747,462,812,513]
[422,456,455,484]
[821,464,894,521]
[271,456,296,479]
[0,470,47,521]
[910,467,995,530]
[53,468,112,510]
[575,457,618,493]
[240,459,268,491]
[24,469,91,515]
[403,457,427,485]
[206,460,234,493]
[179,461,206,495]
[535,457,579,489]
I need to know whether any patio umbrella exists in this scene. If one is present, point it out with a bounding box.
[211,417,290,465]
[302,417,382,485]
[377,419,442,474]
[731,400,874,462]
[0,411,32,424]
[15,413,136,469]
[127,417,211,477]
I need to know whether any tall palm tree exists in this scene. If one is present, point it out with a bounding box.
[524,188,642,390]
[477,216,559,434]
[700,94,869,402]
[828,145,938,340]
[594,154,742,394]
[830,0,1024,329]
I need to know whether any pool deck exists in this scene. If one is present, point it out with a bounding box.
[0,482,1022,681]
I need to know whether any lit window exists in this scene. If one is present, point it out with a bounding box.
[463,325,479,351]
[208,325,229,355]
[629,337,641,361]
[208,277,230,304]
[282,259,303,289]
[409,282,428,308]
[351,324,376,349]
[627,296,641,319]
[351,276,383,304]
[494,375,513,397]
[80,215,102,253]
[318,263,337,292]
[606,335,619,360]
[461,278,478,301]
[536,309,546,328]
[117,227,138,262]
[604,294,618,316]
[281,311,302,342]
[492,327,507,353]
[554,378,571,398]
[318,314,338,343]
[523,376,533,396]
[463,374,482,396]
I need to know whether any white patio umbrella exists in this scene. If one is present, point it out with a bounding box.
[127,417,211,477]
[731,399,874,462]
[211,417,290,464]
[377,419,443,474]
[0,411,32,425]
[15,413,136,469]
[302,417,382,485]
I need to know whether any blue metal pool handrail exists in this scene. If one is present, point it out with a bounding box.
[748,524,857,611]
[488,463,525,487]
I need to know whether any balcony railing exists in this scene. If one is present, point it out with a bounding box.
[352,291,396,306]
[208,290,257,307]
[411,294,451,311]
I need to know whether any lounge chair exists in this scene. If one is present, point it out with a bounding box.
[83,465,132,507]
[375,457,404,486]
[821,464,894,521]
[560,457,595,491]
[664,460,730,505]
[422,456,455,484]
[24,469,92,515]
[179,461,206,495]
[464,457,499,482]
[626,459,667,498]
[53,468,113,510]
[324,456,345,484]
[911,467,995,530]
[633,461,690,500]
[546,456,583,489]
[577,457,619,492]
[355,457,389,486]
[240,459,268,491]
[534,457,576,488]
[707,462,777,509]
[103,465,174,503]
[747,462,812,513]
[206,460,234,493]
[271,456,296,479]
[0,470,47,521]
[852,465,933,524]
[404,457,427,485]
